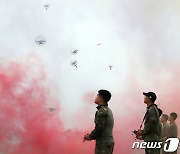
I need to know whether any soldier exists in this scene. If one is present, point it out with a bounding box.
[168,112,178,154]
[83,89,114,154]
[160,114,170,154]
[136,92,160,154]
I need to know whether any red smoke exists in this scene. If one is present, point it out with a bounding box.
[0,58,179,154]
[0,59,94,154]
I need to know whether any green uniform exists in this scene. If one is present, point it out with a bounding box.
[161,122,170,154]
[168,122,178,138]
[161,123,170,141]
[90,104,114,154]
[167,122,178,154]
[142,104,160,154]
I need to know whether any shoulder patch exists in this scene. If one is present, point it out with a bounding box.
[97,107,108,116]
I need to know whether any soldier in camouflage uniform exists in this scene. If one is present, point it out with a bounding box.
[83,89,114,154]
[136,92,160,154]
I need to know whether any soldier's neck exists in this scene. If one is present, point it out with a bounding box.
[162,121,167,125]
[147,102,153,108]
[170,120,175,124]
[98,101,106,106]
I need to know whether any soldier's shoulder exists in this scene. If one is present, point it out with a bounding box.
[148,105,158,113]
[171,122,178,128]
[97,106,108,115]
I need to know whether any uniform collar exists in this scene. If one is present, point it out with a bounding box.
[147,104,157,109]
[96,104,108,110]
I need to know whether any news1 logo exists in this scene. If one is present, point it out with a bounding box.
[132,138,179,152]
[164,138,179,152]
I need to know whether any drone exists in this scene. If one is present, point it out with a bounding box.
[35,35,46,46]
[71,49,78,55]
[71,60,78,68]
[48,107,56,112]
[44,4,50,10]
[109,65,113,70]
[97,43,101,46]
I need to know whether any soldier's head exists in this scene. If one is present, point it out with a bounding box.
[169,112,178,123]
[161,114,169,123]
[143,92,157,105]
[95,89,111,105]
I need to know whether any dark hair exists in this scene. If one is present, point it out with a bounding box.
[170,112,178,120]
[158,108,163,117]
[98,89,111,103]
[162,114,169,121]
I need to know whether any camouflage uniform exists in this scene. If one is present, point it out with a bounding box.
[90,104,114,154]
[142,104,160,154]
[157,121,162,154]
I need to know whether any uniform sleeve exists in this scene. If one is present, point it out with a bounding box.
[142,109,158,137]
[90,109,107,140]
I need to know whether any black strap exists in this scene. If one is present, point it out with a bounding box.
[139,104,159,129]
[140,111,147,129]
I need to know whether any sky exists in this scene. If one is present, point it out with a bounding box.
[0,0,180,153]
